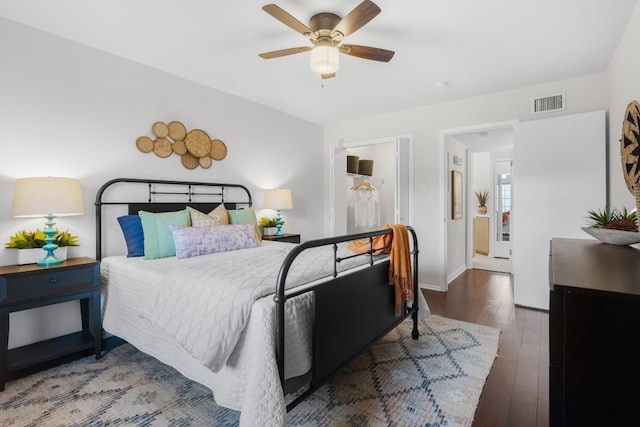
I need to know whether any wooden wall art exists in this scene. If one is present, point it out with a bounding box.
[136,121,227,170]
[621,100,640,229]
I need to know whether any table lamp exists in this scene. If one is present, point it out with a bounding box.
[12,177,84,266]
[263,189,293,237]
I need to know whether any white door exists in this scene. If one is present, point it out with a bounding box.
[330,145,347,236]
[493,160,512,258]
[513,110,606,310]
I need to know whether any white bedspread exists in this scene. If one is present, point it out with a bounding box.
[101,241,406,426]
[140,241,342,371]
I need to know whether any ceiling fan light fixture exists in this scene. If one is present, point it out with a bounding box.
[310,45,339,75]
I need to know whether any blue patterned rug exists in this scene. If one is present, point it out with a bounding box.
[0,315,499,426]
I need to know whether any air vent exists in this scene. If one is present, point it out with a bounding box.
[531,92,566,114]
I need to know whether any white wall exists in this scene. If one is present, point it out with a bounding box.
[606,1,640,210]
[324,74,608,290]
[0,19,323,347]
[472,152,492,203]
[446,136,466,280]
[513,110,606,310]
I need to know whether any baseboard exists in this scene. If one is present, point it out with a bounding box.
[419,282,445,292]
[447,265,466,284]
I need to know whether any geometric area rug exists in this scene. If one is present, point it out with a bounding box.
[0,315,499,427]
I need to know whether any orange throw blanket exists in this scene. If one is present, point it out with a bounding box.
[346,224,414,316]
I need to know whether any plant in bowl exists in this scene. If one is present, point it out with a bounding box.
[475,190,489,215]
[582,207,640,245]
[259,217,278,228]
[5,229,79,248]
[259,217,284,236]
[5,229,79,264]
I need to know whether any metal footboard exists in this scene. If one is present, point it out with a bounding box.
[275,226,419,410]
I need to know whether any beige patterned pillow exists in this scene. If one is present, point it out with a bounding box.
[187,205,229,227]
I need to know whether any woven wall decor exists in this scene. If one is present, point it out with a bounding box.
[621,100,640,231]
[135,121,227,170]
[621,100,640,194]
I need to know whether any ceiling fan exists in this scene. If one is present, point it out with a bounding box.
[259,0,394,79]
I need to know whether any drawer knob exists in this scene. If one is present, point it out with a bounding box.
[50,278,57,284]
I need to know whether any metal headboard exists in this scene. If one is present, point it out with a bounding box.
[94,178,253,260]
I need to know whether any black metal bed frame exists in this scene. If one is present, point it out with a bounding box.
[95,178,419,413]
[94,177,252,260]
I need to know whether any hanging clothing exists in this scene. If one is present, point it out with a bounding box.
[352,183,379,228]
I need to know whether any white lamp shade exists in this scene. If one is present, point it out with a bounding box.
[13,177,84,217]
[310,45,339,74]
[263,188,293,210]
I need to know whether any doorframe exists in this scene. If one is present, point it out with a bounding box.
[439,120,518,290]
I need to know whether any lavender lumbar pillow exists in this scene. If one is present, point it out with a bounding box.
[170,223,260,259]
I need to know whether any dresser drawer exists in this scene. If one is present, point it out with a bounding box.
[0,266,96,305]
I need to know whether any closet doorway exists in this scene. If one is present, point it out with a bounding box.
[330,136,412,236]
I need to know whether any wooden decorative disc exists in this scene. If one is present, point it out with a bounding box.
[152,121,169,138]
[184,129,212,158]
[621,100,640,194]
[199,156,213,169]
[136,136,154,153]
[181,152,199,169]
[172,140,187,155]
[210,139,227,160]
[168,121,187,141]
[153,138,173,158]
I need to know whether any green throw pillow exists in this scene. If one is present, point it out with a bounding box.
[228,208,261,240]
[139,209,191,259]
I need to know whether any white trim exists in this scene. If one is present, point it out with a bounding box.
[441,120,519,136]
[419,283,443,292]
[447,264,467,284]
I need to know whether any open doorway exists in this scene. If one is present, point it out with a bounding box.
[441,121,517,283]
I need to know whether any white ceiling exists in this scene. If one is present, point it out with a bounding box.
[1,0,637,125]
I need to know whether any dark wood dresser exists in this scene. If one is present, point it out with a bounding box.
[549,238,640,426]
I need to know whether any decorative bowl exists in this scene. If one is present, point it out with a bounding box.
[580,227,640,245]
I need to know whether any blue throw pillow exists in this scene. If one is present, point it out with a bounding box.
[117,215,144,257]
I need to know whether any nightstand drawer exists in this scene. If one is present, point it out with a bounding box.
[0,264,97,306]
[7,267,93,290]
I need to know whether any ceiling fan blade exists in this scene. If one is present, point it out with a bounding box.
[321,72,336,79]
[331,0,381,38]
[259,46,312,59]
[262,4,313,36]
[339,44,394,62]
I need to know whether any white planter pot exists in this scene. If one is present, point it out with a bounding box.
[17,247,68,265]
[261,227,277,236]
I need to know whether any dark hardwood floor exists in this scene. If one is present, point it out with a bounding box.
[421,268,549,427]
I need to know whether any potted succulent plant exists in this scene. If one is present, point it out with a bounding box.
[581,207,640,245]
[5,229,79,264]
[259,217,279,236]
[475,189,489,215]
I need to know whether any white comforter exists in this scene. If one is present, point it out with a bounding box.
[101,241,401,426]
[140,241,347,372]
